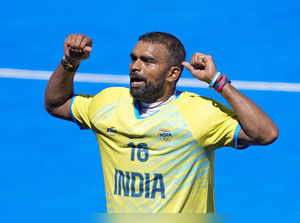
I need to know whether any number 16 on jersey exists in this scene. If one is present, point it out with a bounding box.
[128,142,149,162]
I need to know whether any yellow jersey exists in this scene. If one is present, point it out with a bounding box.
[71,87,240,213]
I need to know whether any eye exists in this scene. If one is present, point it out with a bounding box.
[141,56,155,64]
[130,54,137,61]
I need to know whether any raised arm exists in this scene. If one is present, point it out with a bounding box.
[44,34,92,120]
[182,53,279,147]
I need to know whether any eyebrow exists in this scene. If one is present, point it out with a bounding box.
[130,53,157,63]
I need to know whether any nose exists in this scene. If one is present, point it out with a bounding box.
[131,58,142,72]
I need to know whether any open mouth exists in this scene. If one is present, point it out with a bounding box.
[131,77,144,82]
[130,76,146,87]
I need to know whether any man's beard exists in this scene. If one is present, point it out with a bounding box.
[130,73,166,103]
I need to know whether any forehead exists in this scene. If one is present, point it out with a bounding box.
[132,41,169,62]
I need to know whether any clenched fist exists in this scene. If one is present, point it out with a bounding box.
[182,53,218,84]
[64,34,92,64]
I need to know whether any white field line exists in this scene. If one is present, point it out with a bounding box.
[0,68,300,92]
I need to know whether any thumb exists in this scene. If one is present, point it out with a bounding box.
[182,61,195,73]
[83,46,92,52]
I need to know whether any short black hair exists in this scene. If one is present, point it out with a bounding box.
[139,32,186,77]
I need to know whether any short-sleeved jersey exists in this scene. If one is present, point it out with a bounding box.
[71,87,240,213]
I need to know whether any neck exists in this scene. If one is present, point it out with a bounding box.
[140,86,175,104]
[140,92,176,106]
[136,91,177,117]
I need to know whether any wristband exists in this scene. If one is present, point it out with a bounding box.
[209,72,221,88]
[214,74,231,93]
[61,56,79,73]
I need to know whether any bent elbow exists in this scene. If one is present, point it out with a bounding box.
[257,126,279,145]
[44,100,55,116]
[44,100,62,118]
[44,98,72,121]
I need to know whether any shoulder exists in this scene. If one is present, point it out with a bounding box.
[95,87,129,97]
[178,91,217,107]
[86,87,130,109]
[177,90,235,116]
[92,87,130,101]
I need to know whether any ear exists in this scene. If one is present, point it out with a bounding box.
[166,66,181,83]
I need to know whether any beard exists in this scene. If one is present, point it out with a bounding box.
[130,72,166,103]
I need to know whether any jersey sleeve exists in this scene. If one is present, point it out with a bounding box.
[70,94,94,129]
[200,100,240,150]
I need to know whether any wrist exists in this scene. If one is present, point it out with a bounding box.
[209,73,231,93]
[61,56,80,72]
[63,56,80,66]
[214,74,231,93]
[209,72,221,87]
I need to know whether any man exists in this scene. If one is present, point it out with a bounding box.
[44,32,278,213]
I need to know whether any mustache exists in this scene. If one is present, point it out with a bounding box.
[130,71,147,82]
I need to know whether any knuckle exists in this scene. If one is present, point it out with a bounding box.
[82,36,92,46]
[69,33,76,38]
[65,36,71,43]
[78,35,84,41]
[82,38,88,44]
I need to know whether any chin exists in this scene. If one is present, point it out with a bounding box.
[130,85,164,103]
[130,87,144,100]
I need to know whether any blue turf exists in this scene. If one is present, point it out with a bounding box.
[1,0,300,222]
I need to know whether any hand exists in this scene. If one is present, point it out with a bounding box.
[182,53,218,84]
[64,34,92,64]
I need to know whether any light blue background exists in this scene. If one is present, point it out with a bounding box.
[1,0,299,222]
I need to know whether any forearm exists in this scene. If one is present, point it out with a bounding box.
[44,61,78,114]
[221,83,278,145]
[182,52,278,145]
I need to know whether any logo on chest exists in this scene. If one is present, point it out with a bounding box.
[158,128,172,142]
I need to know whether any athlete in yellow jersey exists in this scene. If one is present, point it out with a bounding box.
[44,32,278,213]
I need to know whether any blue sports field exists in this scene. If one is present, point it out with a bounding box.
[1,0,300,222]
